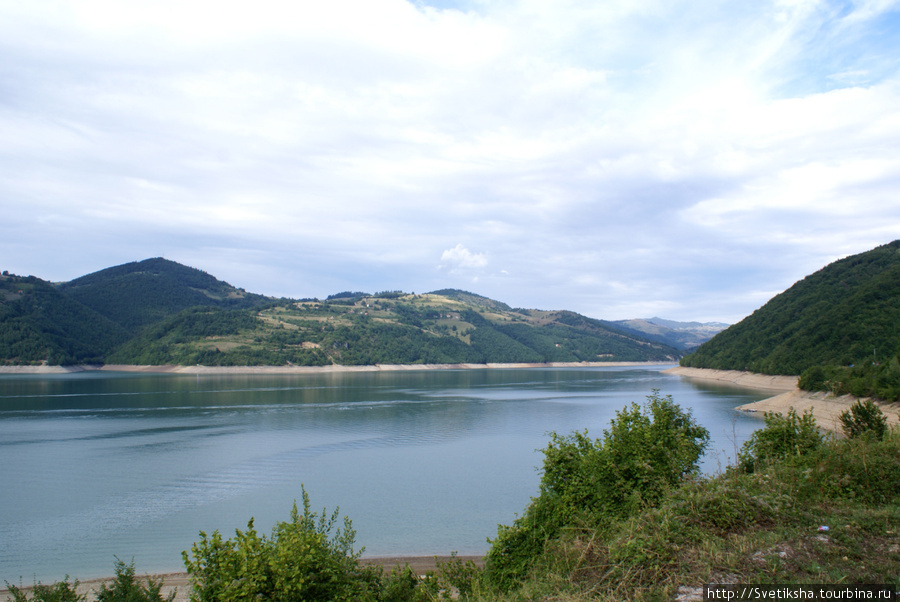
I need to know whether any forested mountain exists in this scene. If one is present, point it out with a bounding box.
[59,258,271,331]
[612,317,729,350]
[1,264,681,366]
[0,273,129,364]
[681,240,900,399]
[107,290,681,366]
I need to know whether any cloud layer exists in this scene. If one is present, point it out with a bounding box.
[2,0,899,321]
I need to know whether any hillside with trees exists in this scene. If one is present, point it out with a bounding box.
[1,263,681,367]
[682,240,900,400]
[0,273,128,365]
[107,290,681,366]
[59,257,271,331]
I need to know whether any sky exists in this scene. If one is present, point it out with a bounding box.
[2,0,899,323]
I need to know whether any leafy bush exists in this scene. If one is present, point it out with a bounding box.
[839,399,888,440]
[3,577,84,602]
[737,407,824,473]
[484,391,710,588]
[789,429,900,504]
[94,558,174,602]
[182,487,379,601]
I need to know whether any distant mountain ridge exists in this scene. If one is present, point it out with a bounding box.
[612,317,729,350]
[1,260,684,367]
[682,240,900,377]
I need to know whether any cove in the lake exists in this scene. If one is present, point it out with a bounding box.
[0,365,771,583]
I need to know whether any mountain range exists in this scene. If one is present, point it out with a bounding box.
[1,258,720,366]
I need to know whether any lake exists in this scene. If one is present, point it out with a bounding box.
[0,365,771,583]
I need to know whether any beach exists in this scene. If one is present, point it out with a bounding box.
[0,361,675,375]
[663,366,900,433]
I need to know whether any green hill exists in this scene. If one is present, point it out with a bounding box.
[1,263,681,367]
[682,240,900,398]
[108,290,681,366]
[59,257,271,332]
[0,273,129,365]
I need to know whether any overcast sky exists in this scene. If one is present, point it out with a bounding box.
[2,0,899,322]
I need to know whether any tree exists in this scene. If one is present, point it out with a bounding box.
[95,558,174,602]
[839,399,888,440]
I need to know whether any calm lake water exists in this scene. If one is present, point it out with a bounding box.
[0,365,771,583]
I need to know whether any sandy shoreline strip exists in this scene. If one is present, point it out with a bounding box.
[661,366,799,391]
[663,366,900,433]
[0,361,675,375]
[0,556,484,602]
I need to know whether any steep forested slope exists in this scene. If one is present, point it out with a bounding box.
[0,274,128,364]
[59,257,271,331]
[682,240,900,375]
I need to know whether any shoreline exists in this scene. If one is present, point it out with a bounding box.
[0,361,675,375]
[663,366,900,433]
[0,556,485,602]
[661,366,799,391]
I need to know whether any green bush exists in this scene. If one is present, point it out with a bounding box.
[484,391,710,589]
[3,577,84,602]
[182,487,380,601]
[839,399,888,440]
[787,428,900,505]
[737,407,824,473]
[95,558,174,602]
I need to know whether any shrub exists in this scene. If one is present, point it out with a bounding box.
[737,407,823,473]
[484,391,710,588]
[839,399,888,440]
[3,577,84,602]
[95,558,174,602]
[787,428,900,505]
[182,487,379,601]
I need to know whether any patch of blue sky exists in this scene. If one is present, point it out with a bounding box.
[412,0,474,12]
[773,2,900,97]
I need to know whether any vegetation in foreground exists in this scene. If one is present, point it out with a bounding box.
[6,396,898,601]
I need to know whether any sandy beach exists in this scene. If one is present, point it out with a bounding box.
[663,366,900,433]
[661,366,799,391]
[0,361,676,375]
[0,556,485,602]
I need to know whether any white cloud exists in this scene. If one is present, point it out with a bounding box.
[2,0,900,321]
[439,244,488,271]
